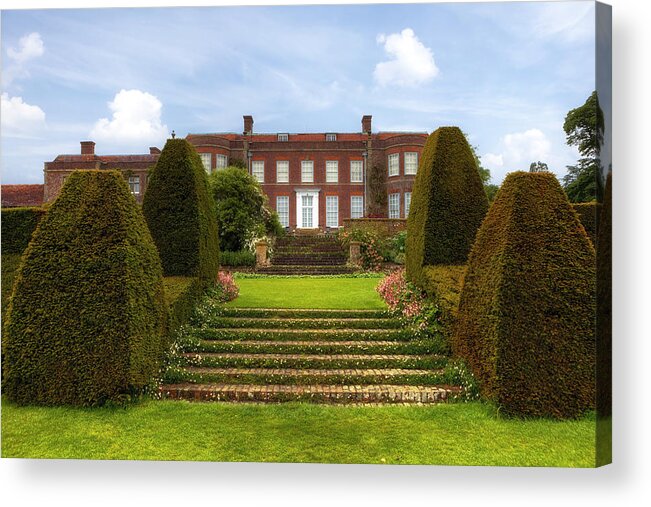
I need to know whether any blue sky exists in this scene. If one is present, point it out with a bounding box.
[1,1,598,185]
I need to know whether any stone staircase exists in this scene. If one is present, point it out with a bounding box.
[160,307,463,404]
[257,234,357,275]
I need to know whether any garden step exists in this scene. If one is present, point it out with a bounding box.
[221,306,391,319]
[203,317,402,330]
[192,339,446,355]
[193,328,415,342]
[255,266,357,275]
[217,308,390,319]
[181,352,449,370]
[172,367,447,386]
[160,383,462,404]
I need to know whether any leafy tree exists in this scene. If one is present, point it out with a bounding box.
[562,91,605,202]
[529,161,549,172]
[367,158,387,217]
[209,167,282,252]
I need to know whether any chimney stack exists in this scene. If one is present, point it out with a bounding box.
[80,141,96,156]
[362,115,372,134]
[243,115,254,135]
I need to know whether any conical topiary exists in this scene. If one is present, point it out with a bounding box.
[405,126,488,288]
[142,138,219,282]
[2,171,168,406]
[453,171,596,418]
[596,172,611,418]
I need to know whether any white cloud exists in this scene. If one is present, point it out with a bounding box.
[1,93,46,136]
[483,129,552,176]
[374,28,439,87]
[90,89,169,145]
[7,32,44,63]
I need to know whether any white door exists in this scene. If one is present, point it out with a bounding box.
[296,191,319,228]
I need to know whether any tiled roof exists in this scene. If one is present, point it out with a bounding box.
[1,184,44,208]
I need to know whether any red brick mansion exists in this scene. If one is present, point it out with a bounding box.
[7,115,428,230]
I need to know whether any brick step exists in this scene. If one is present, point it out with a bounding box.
[193,328,414,342]
[255,266,357,275]
[160,383,462,403]
[202,317,403,330]
[191,339,446,355]
[171,367,447,386]
[181,352,449,370]
[272,257,347,266]
[218,308,390,319]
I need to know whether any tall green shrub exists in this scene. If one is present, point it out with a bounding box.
[1,207,46,253]
[405,126,488,287]
[572,201,601,245]
[453,172,596,418]
[2,171,168,406]
[597,172,611,418]
[143,138,219,282]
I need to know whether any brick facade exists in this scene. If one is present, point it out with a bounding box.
[41,115,427,230]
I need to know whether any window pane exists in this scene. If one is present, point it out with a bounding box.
[276,196,289,228]
[128,176,140,195]
[252,161,264,182]
[405,152,418,175]
[276,161,289,183]
[389,193,400,218]
[278,133,288,142]
[326,133,337,141]
[388,154,399,176]
[404,192,412,217]
[351,196,363,219]
[200,153,212,173]
[350,160,363,183]
[216,154,228,169]
[326,161,338,183]
[326,196,339,228]
[301,161,313,183]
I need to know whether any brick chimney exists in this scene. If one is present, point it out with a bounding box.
[80,141,96,155]
[362,115,372,134]
[243,115,254,135]
[149,147,161,155]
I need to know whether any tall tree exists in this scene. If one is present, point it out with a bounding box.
[562,91,605,202]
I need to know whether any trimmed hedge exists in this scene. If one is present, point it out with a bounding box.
[220,250,256,267]
[452,172,596,418]
[406,127,488,288]
[163,276,204,333]
[572,201,601,245]
[2,171,169,406]
[1,207,46,253]
[597,173,611,418]
[143,138,220,282]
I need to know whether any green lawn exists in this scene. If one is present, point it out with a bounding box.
[1,399,596,466]
[228,276,387,309]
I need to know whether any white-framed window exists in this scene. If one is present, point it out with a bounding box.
[200,153,212,173]
[216,154,228,169]
[277,133,289,142]
[326,160,338,183]
[326,196,339,228]
[252,161,264,182]
[389,193,400,218]
[301,160,314,183]
[388,153,399,176]
[301,195,314,228]
[276,161,289,183]
[404,152,418,175]
[404,192,412,217]
[276,196,289,228]
[325,133,337,142]
[128,175,140,195]
[351,196,364,219]
[350,160,363,183]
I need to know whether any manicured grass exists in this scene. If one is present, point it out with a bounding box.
[1,253,22,319]
[228,276,387,309]
[1,399,596,466]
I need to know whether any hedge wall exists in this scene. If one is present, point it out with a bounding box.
[2,171,169,406]
[597,173,612,418]
[1,207,46,253]
[405,126,488,288]
[452,172,596,419]
[143,138,220,282]
[572,201,601,245]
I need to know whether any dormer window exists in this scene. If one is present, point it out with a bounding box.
[277,133,289,142]
[325,133,337,142]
